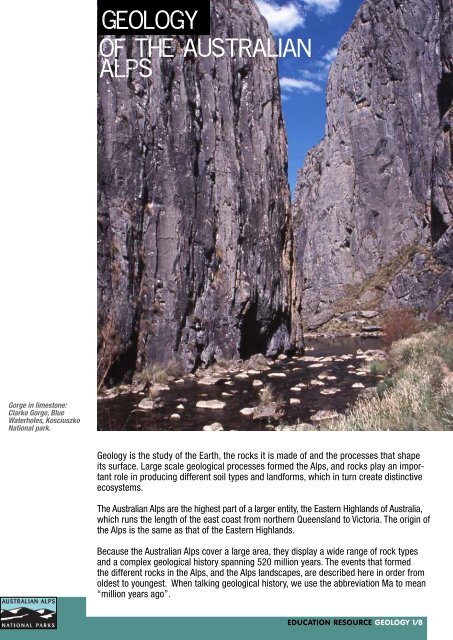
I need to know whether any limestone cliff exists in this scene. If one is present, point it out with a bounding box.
[293,0,453,331]
[98,0,299,382]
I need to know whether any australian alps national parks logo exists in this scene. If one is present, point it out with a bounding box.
[0,597,57,630]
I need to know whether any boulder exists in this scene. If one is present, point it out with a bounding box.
[203,423,224,432]
[138,399,158,410]
[196,400,226,410]
[253,403,284,421]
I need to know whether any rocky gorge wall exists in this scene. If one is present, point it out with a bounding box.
[98,0,302,382]
[98,0,453,385]
[293,0,453,332]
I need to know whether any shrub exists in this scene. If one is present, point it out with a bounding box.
[97,318,121,391]
[330,325,452,431]
[370,360,389,377]
[381,306,422,346]
[148,364,170,384]
[135,359,185,386]
[376,377,395,399]
[134,369,149,385]
[425,309,445,326]
[390,325,453,368]
[148,386,162,400]
[165,360,186,379]
[259,384,276,405]
[437,377,453,430]
[437,338,453,370]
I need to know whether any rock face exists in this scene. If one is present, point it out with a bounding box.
[293,0,453,331]
[98,0,299,382]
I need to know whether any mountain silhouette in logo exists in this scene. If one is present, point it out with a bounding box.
[1,607,56,622]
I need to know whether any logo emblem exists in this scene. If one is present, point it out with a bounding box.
[0,598,57,630]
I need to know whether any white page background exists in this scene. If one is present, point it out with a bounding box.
[0,1,451,637]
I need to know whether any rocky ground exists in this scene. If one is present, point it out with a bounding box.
[98,340,386,431]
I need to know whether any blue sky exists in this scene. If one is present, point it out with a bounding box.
[256,0,364,191]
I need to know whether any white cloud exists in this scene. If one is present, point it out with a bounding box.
[323,46,338,62]
[280,77,322,93]
[303,0,341,15]
[256,1,305,35]
[280,41,339,99]
[300,68,327,82]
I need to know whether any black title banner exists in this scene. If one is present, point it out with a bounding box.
[98,0,211,36]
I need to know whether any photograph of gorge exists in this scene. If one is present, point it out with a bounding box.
[97,0,452,431]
